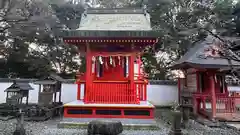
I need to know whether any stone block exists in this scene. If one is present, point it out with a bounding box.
[181,106,190,128]
[169,111,182,135]
[13,128,26,135]
[87,120,123,135]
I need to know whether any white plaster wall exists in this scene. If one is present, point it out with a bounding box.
[147,84,178,106]
[228,86,240,92]
[0,83,178,106]
[1,82,239,107]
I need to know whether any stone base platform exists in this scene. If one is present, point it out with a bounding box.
[63,100,155,119]
[58,118,159,130]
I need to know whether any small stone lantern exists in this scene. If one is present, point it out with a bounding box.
[169,101,182,135]
[13,109,26,135]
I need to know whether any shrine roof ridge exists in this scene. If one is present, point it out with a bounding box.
[85,8,145,14]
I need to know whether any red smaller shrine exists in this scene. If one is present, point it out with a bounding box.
[173,35,240,121]
[62,8,158,119]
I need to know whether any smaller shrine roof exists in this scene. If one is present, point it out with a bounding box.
[49,74,66,82]
[34,73,66,85]
[34,80,57,85]
[172,35,240,69]
[5,82,33,92]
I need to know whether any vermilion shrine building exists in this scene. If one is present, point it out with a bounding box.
[62,8,158,119]
[173,35,240,121]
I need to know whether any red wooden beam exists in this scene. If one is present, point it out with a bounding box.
[77,83,81,100]
[85,43,92,103]
[90,52,138,57]
[209,71,217,119]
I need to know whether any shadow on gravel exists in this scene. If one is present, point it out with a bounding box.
[154,107,240,135]
[154,107,173,125]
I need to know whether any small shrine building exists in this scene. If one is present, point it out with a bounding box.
[34,74,65,105]
[172,35,240,121]
[62,7,158,119]
[5,81,33,105]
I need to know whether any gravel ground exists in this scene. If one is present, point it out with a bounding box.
[0,119,170,135]
[0,108,239,135]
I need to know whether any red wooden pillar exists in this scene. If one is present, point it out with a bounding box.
[77,83,81,100]
[143,80,147,101]
[85,43,92,103]
[202,97,206,110]
[137,56,141,79]
[193,97,198,116]
[129,54,138,104]
[209,71,216,119]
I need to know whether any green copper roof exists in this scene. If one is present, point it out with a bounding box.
[62,8,159,38]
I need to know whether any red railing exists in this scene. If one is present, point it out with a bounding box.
[134,81,147,101]
[193,93,212,117]
[86,81,135,104]
[193,92,240,115]
[215,95,240,113]
[82,80,148,104]
[77,80,148,104]
[134,73,145,80]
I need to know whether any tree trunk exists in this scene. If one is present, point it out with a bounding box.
[0,0,9,11]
